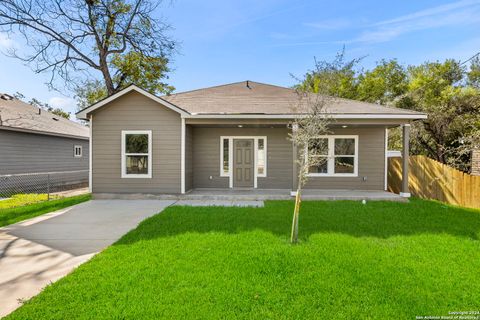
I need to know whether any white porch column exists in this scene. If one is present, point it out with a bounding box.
[181,118,185,194]
[400,124,411,198]
[89,114,93,193]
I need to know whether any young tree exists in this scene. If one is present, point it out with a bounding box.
[290,54,352,243]
[0,0,176,103]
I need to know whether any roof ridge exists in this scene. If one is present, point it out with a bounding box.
[164,80,294,97]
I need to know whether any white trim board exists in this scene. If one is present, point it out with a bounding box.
[76,85,189,119]
[384,128,388,191]
[220,136,267,189]
[89,115,93,192]
[181,118,186,194]
[183,114,427,120]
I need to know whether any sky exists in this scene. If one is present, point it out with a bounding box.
[1,0,480,117]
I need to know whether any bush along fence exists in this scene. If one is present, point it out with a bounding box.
[388,155,480,209]
[0,170,88,199]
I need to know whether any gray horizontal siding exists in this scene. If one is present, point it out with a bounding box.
[0,129,89,174]
[192,126,386,191]
[304,127,386,190]
[192,127,292,189]
[91,91,181,194]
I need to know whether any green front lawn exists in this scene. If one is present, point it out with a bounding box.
[0,194,91,227]
[7,199,480,319]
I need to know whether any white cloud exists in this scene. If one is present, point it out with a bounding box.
[48,96,77,114]
[304,18,351,30]
[353,0,480,44]
[373,0,480,27]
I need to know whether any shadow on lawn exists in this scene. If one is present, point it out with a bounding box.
[117,199,480,245]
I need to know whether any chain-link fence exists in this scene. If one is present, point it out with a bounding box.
[0,170,88,199]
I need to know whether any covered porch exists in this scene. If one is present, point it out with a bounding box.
[183,119,413,198]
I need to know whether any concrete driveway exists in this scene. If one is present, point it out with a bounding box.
[0,200,175,317]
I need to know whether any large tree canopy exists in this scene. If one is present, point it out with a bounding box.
[0,0,176,108]
[299,53,480,172]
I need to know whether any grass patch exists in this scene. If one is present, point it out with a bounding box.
[0,193,60,210]
[0,194,91,227]
[6,199,480,319]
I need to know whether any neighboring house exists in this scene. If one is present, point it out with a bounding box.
[0,93,89,193]
[76,81,426,197]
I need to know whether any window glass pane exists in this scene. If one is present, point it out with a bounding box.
[309,138,328,156]
[126,155,149,174]
[334,138,355,155]
[126,134,148,153]
[308,157,328,174]
[334,157,354,174]
[223,139,229,173]
[257,139,265,175]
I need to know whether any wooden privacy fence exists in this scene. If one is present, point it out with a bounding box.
[388,155,480,209]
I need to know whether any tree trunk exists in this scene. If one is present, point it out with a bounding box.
[290,188,301,243]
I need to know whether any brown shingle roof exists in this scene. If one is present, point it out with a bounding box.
[0,95,89,139]
[162,81,425,116]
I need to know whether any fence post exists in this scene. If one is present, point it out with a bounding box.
[47,174,50,201]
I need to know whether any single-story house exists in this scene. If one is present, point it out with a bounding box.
[76,81,426,198]
[0,93,89,194]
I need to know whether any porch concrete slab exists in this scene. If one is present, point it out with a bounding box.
[93,189,405,202]
[300,189,407,201]
[174,200,264,207]
[0,200,174,317]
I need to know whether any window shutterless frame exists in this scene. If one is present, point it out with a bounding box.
[121,130,152,178]
[74,145,82,158]
[306,135,359,177]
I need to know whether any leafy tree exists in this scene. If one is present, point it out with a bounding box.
[401,60,480,170]
[0,0,176,107]
[357,59,408,104]
[295,49,363,100]
[26,96,71,119]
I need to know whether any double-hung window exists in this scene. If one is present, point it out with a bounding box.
[121,130,152,178]
[74,145,82,158]
[307,135,358,177]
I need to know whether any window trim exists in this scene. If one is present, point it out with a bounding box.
[74,145,83,158]
[121,130,152,179]
[219,136,267,188]
[306,135,359,177]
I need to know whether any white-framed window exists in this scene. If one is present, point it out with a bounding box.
[74,145,83,158]
[307,135,358,177]
[121,130,152,178]
[220,137,230,177]
[256,138,267,177]
[219,136,267,185]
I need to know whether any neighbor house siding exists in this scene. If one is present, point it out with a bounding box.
[192,127,292,189]
[91,91,181,194]
[304,127,386,190]
[0,129,89,174]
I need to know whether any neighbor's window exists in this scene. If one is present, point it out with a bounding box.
[74,145,82,158]
[307,136,358,176]
[257,138,266,176]
[220,137,230,176]
[122,130,152,178]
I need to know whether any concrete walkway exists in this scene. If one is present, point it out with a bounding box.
[0,200,175,317]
